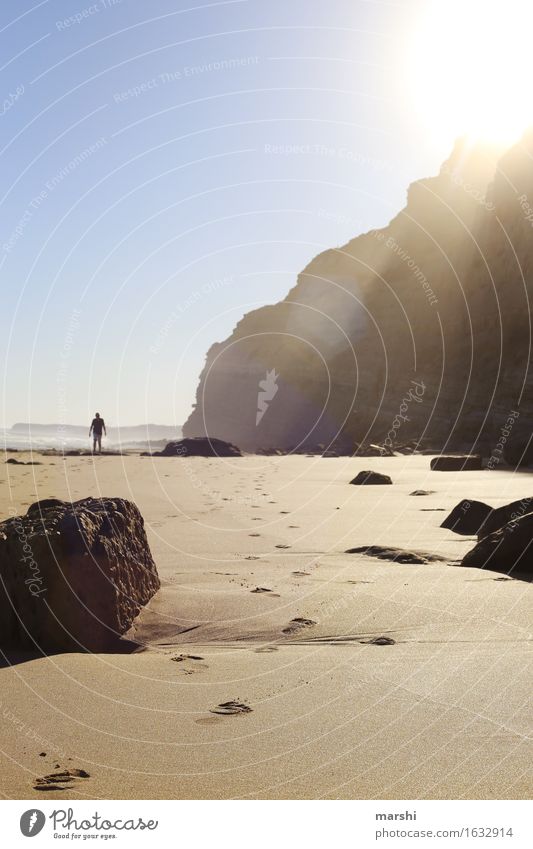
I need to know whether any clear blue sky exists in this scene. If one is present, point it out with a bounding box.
[0,0,453,428]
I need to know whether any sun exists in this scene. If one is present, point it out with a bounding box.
[409,0,532,145]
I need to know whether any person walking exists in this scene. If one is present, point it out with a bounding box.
[89,412,106,454]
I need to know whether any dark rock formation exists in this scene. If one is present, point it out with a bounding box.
[462,513,533,579]
[0,498,160,652]
[355,443,394,457]
[349,470,392,485]
[184,133,533,463]
[441,500,493,535]
[477,497,533,539]
[430,455,483,471]
[152,437,242,458]
[410,490,435,496]
[346,545,447,564]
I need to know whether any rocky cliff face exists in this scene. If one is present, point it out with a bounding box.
[184,134,533,459]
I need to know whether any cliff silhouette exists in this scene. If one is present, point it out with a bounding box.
[184,133,533,460]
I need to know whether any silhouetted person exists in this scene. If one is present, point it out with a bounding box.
[89,412,106,454]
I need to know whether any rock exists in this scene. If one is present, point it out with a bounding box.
[153,437,242,458]
[350,470,392,485]
[430,455,483,471]
[441,500,493,535]
[502,433,533,468]
[183,138,523,455]
[0,497,160,652]
[477,497,533,538]
[355,443,393,457]
[409,490,435,496]
[346,545,447,564]
[462,512,533,578]
[210,701,252,715]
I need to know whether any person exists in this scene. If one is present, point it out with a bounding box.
[89,412,106,454]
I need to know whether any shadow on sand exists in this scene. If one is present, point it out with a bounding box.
[0,637,146,668]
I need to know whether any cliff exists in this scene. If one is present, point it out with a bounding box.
[184,134,533,460]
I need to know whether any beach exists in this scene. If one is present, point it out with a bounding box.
[0,453,531,799]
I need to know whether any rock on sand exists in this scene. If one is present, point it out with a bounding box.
[0,497,160,652]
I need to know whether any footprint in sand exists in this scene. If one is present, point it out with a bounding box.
[171,654,204,662]
[34,768,90,792]
[210,701,252,715]
[361,636,396,646]
[282,617,317,634]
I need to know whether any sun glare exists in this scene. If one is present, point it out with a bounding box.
[410,0,533,145]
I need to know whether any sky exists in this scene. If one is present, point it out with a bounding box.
[0,0,458,428]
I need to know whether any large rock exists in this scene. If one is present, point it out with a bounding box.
[477,497,533,538]
[430,455,483,471]
[0,498,160,652]
[441,500,493,535]
[350,470,392,485]
[153,437,242,458]
[462,513,533,579]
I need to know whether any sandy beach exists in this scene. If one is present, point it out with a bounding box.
[0,453,531,800]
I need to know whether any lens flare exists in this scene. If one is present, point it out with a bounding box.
[409,0,532,143]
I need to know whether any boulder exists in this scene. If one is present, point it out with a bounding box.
[0,498,160,652]
[355,443,394,457]
[462,512,533,579]
[350,470,393,485]
[430,455,483,471]
[477,497,533,538]
[441,499,493,535]
[154,437,242,457]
